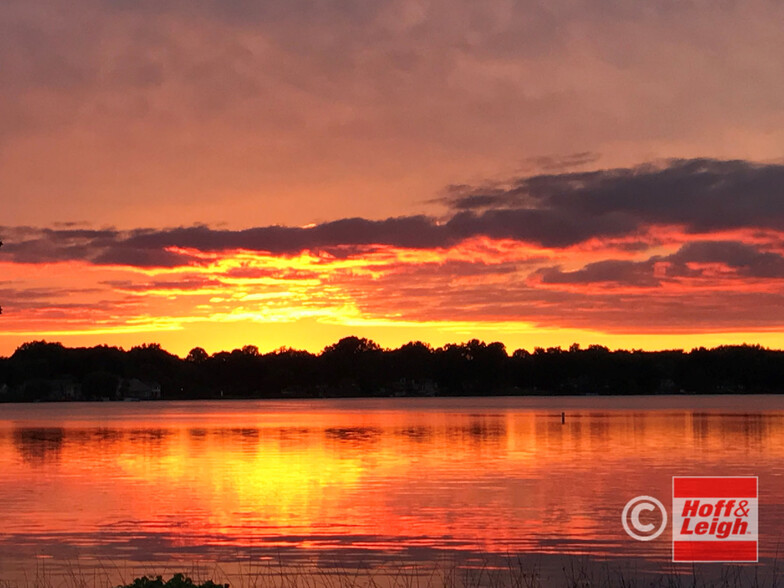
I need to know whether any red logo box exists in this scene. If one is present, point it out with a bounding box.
[672,476,758,562]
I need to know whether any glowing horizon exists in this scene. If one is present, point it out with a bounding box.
[4,0,784,355]
[6,183,784,357]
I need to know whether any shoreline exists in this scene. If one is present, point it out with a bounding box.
[0,558,777,588]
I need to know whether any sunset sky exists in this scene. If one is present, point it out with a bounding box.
[3,0,784,356]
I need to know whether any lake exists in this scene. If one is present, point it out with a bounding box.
[0,396,781,586]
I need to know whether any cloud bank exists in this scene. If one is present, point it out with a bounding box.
[4,158,784,266]
[4,158,784,347]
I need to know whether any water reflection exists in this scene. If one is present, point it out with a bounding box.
[325,427,382,444]
[13,428,65,465]
[0,397,782,578]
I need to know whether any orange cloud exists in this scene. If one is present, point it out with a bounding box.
[6,160,784,354]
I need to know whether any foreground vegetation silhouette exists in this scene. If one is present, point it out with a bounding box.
[1,338,783,402]
[120,576,228,588]
[76,564,784,588]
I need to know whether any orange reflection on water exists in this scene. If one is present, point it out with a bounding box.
[0,397,783,567]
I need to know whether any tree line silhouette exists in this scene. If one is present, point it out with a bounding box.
[1,338,783,402]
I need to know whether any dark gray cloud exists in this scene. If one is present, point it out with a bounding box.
[445,207,636,248]
[0,218,449,267]
[4,159,784,267]
[537,259,659,287]
[440,158,784,246]
[441,158,784,240]
[668,241,784,279]
[0,227,201,268]
[121,216,445,252]
[538,240,784,286]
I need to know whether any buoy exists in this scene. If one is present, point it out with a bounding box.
[561,411,565,424]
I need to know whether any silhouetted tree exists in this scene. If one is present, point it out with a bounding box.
[390,341,433,381]
[128,343,179,395]
[2,339,784,402]
[186,347,209,363]
[321,337,383,394]
[241,345,259,357]
[322,337,381,356]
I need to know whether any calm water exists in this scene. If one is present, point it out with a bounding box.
[0,396,783,584]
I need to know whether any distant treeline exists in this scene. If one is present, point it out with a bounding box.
[1,338,783,402]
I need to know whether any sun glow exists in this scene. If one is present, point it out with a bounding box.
[4,232,784,355]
